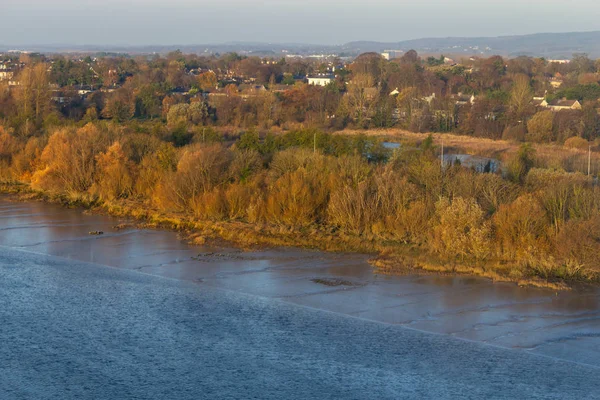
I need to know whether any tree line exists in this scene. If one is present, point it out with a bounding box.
[1,51,600,145]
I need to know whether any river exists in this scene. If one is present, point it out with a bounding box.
[1,198,599,399]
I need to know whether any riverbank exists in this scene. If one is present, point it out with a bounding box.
[0,181,580,290]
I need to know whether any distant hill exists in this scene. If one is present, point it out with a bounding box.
[343,31,600,59]
[3,31,600,58]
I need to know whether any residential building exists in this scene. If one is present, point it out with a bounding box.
[0,70,14,80]
[532,96,545,107]
[443,57,456,65]
[307,74,334,86]
[381,50,404,60]
[0,63,14,80]
[454,93,476,106]
[540,98,582,111]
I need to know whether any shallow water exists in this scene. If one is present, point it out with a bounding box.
[1,198,600,398]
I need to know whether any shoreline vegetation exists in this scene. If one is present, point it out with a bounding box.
[2,51,600,289]
[1,127,598,291]
[0,182,579,291]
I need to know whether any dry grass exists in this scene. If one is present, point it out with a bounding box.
[335,128,515,158]
[335,128,600,174]
[369,251,571,290]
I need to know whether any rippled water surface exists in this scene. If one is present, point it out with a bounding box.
[1,198,599,399]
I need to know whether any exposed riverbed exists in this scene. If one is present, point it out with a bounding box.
[1,198,599,399]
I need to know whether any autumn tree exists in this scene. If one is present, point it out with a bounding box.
[103,88,135,122]
[508,74,533,121]
[134,83,163,119]
[493,194,548,260]
[31,124,108,193]
[527,110,554,142]
[13,63,53,131]
[167,102,209,127]
[197,71,218,91]
[400,50,419,65]
[0,130,19,163]
[343,73,377,127]
[266,167,329,227]
[472,56,505,91]
[166,60,186,89]
[506,144,536,183]
[395,87,419,127]
[571,53,595,75]
[156,144,232,211]
[350,53,385,84]
[431,197,491,261]
[581,102,600,140]
[93,141,133,200]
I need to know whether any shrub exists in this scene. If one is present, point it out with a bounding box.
[334,155,372,187]
[327,181,374,234]
[431,197,491,260]
[224,183,254,220]
[493,194,549,260]
[506,144,535,183]
[166,102,208,127]
[155,144,232,211]
[31,124,108,193]
[121,133,163,164]
[191,188,227,220]
[92,142,133,200]
[473,173,517,214]
[527,111,554,142]
[11,136,46,181]
[564,136,589,150]
[228,149,262,182]
[554,215,600,277]
[0,132,19,163]
[134,153,167,201]
[269,148,327,178]
[266,168,329,227]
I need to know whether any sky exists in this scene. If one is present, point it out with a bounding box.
[2,0,600,46]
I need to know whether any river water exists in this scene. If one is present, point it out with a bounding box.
[1,198,599,399]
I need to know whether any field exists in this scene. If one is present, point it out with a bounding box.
[336,129,600,175]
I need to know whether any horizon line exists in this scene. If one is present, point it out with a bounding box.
[2,29,600,51]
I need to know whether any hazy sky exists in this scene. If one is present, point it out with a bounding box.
[3,0,600,46]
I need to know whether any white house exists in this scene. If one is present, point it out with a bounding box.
[454,93,476,106]
[307,74,334,86]
[0,70,14,80]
